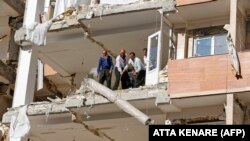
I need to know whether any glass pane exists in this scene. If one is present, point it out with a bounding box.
[149,35,158,71]
[195,37,212,56]
[214,34,228,54]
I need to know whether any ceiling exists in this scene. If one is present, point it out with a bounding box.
[167,0,230,29]
[0,0,19,17]
[166,92,250,113]
[0,0,19,60]
[40,10,161,76]
[241,0,250,14]
[29,114,165,141]
[27,97,165,141]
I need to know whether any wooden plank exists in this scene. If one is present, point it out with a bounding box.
[168,51,250,97]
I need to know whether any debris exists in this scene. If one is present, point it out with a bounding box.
[165,120,172,125]
[9,106,30,141]
[0,123,9,141]
[45,104,52,122]
[47,96,62,103]
[14,9,75,46]
[85,78,153,125]
[53,0,91,18]
[224,24,242,79]
[159,65,168,83]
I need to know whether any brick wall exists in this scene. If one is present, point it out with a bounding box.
[168,51,250,97]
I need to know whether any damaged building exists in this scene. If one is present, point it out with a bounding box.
[0,0,250,141]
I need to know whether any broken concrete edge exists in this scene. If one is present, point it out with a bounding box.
[48,0,176,32]
[0,123,9,141]
[2,84,168,124]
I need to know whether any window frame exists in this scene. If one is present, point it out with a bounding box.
[193,33,228,57]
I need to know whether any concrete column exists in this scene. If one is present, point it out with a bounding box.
[44,0,51,13]
[12,0,45,108]
[226,94,245,124]
[230,0,237,47]
[187,37,193,58]
[12,46,38,107]
[176,32,186,59]
[12,1,45,140]
[226,94,234,125]
[37,60,44,90]
[23,0,45,26]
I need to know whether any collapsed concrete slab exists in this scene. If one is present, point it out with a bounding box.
[2,81,168,124]
[49,0,176,31]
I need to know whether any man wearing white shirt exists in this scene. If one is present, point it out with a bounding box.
[113,49,130,90]
[125,52,146,88]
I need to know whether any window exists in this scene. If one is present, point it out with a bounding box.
[193,34,228,57]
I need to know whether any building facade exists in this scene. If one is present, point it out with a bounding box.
[1,0,250,141]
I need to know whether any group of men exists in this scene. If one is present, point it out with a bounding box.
[97,48,148,90]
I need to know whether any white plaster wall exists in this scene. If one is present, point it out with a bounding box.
[176,33,186,59]
[188,37,194,58]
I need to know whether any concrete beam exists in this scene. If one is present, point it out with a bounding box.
[48,0,176,32]
[230,0,237,47]
[2,83,167,123]
[77,0,176,20]
[12,0,45,108]
[173,16,229,30]
[48,23,157,42]
[226,94,234,125]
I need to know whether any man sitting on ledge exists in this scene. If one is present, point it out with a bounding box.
[125,52,146,88]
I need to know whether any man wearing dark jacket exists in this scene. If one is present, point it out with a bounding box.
[97,50,113,88]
